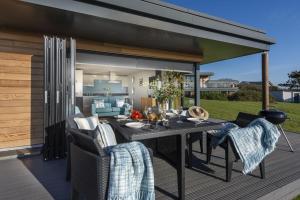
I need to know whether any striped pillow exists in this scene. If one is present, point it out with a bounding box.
[82,124,117,148]
[97,123,117,147]
[74,116,99,130]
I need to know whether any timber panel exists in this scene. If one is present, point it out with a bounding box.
[0,30,44,149]
[77,39,203,63]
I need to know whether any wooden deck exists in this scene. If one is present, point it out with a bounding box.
[0,132,300,200]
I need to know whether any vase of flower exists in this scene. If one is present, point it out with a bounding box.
[151,71,184,111]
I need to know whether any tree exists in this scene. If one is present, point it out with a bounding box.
[279,70,300,90]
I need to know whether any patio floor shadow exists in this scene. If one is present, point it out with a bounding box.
[0,132,300,200]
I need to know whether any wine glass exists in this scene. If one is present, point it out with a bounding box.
[176,106,183,123]
[144,106,152,125]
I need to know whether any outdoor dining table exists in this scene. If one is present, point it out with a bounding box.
[109,118,223,200]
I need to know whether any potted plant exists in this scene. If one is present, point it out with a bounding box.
[151,71,184,110]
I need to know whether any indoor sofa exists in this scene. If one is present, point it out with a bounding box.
[91,96,131,117]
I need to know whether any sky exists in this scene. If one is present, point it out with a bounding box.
[164,0,300,85]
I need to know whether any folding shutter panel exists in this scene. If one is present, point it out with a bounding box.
[43,36,76,160]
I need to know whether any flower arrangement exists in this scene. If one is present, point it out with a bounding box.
[130,110,143,120]
[150,71,184,104]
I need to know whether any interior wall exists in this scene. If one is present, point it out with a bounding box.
[76,67,155,112]
[76,51,195,114]
[83,74,129,88]
[75,70,83,97]
[128,70,156,110]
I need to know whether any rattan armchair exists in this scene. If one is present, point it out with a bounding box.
[65,113,85,181]
[69,128,110,200]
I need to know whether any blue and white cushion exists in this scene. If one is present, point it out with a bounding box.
[74,116,99,130]
[94,99,105,108]
[97,123,117,147]
[116,99,125,108]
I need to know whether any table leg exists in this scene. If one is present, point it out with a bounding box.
[188,134,192,168]
[177,134,186,200]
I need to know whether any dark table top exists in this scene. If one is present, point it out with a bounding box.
[109,118,223,141]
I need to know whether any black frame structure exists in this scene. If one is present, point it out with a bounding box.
[43,36,76,160]
[194,64,201,106]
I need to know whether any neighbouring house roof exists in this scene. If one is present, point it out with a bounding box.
[208,79,239,84]
[276,87,300,92]
[186,72,214,77]
[199,72,214,77]
[273,90,300,93]
[239,81,274,86]
[184,76,239,92]
[205,79,239,91]
[200,87,239,92]
[0,0,275,64]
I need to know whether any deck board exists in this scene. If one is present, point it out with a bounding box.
[0,132,299,200]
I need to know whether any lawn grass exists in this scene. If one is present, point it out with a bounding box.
[193,99,300,133]
[293,195,300,200]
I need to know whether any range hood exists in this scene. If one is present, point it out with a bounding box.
[108,71,120,83]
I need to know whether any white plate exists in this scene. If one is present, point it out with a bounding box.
[187,118,203,123]
[166,112,176,118]
[125,122,145,129]
[115,115,128,119]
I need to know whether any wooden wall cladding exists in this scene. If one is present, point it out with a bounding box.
[77,39,203,63]
[0,30,44,149]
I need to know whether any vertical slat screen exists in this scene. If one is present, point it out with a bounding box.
[43,36,76,159]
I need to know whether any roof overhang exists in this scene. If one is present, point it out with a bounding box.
[0,0,275,64]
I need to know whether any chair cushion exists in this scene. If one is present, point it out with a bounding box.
[80,128,106,148]
[112,107,121,112]
[97,123,117,147]
[66,113,85,130]
[80,124,117,148]
[70,129,104,155]
[74,116,99,130]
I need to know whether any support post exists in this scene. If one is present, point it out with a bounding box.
[194,63,200,106]
[180,82,184,107]
[262,52,269,110]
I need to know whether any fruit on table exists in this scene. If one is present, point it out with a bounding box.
[131,110,143,120]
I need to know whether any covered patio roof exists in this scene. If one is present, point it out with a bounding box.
[0,0,275,64]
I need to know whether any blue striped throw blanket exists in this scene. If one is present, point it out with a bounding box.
[106,141,155,200]
[211,118,281,174]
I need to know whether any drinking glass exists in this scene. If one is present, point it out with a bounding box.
[144,107,152,125]
[176,106,183,123]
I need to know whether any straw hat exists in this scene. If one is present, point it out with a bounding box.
[188,106,209,120]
